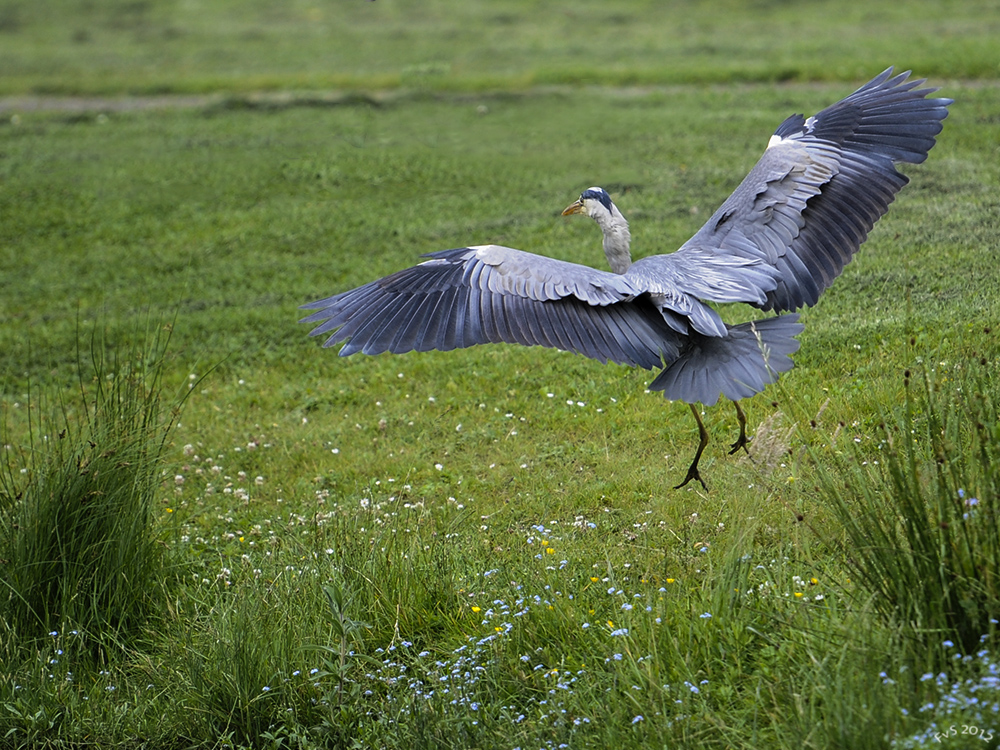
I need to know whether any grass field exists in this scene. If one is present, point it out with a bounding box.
[2,1,1000,748]
[0,0,998,95]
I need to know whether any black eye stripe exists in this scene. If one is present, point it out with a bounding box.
[580,187,612,212]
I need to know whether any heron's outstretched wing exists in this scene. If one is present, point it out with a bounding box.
[300,245,684,369]
[657,67,951,312]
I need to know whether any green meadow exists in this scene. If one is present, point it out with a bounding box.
[0,0,997,95]
[2,0,1000,748]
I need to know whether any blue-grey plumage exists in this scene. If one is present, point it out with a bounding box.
[676,67,952,312]
[301,67,950,489]
[301,245,684,368]
[648,315,804,406]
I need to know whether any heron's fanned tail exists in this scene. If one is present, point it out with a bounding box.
[648,314,804,406]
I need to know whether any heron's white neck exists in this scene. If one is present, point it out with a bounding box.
[594,207,632,275]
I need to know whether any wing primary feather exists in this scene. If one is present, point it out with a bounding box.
[491,291,514,343]
[388,294,438,353]
[428,287,460,351]
[583,308,625,364]
[500,296,532,347]
[520,299,557,350]
[451,289,471,349]
[364,295,425,354]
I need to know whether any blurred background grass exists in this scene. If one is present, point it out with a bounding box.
[0,0,997,96]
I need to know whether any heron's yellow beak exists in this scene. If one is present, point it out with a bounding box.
[562,199,586,216]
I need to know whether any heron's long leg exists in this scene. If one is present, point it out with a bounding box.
[728,401,750,455]
[675,404,709,490]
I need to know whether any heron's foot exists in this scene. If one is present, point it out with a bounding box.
[674,461,708,491]
[728,431,750,456]
[676,403,710,490]
[729,401,750,456]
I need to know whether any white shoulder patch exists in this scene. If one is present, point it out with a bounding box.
[472,244,521,267]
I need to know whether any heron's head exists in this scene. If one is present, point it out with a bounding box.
[561,186,631,273]
[562,187,616,221]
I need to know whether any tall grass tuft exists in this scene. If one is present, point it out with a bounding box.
[181,568,326,746]
[0,323,183,650]
[815,355,1000,655]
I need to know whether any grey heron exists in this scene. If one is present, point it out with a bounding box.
[301,68,951,489]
